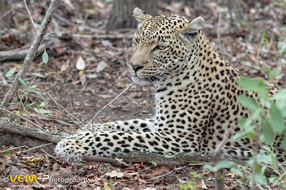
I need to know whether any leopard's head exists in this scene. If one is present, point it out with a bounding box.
[128,7,205,85]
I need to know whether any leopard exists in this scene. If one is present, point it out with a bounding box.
[55,7,283,162]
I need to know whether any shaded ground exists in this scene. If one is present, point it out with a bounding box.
[0,0,285,189]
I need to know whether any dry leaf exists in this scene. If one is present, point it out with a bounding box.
[86,74,97,79]
[97,61,107,73]
[103,182,112,190]
[201,179,208,189]
[76,56,86,70]
[105,170,124,178]
[80,74,86,86]
[226,172,237,178]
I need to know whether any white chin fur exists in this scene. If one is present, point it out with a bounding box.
[131,76,151,85]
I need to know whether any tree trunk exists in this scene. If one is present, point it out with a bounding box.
[106,0,158,30]
[0,0,15,29]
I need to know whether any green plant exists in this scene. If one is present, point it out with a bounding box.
[18,76,50,114]
[109,178,113,189]
[177,172,202,190]
[5,70,52,115]
[203,65,286,189]
[150,161,158,167]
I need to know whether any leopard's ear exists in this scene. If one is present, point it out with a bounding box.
[179,16,204,43]
[133,7,152,28]
[187,16,204,35]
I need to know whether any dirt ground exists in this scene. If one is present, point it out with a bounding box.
[0,0,285,189]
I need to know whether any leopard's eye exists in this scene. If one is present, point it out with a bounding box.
[153,45,168,51]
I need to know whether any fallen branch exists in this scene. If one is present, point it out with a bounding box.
[72,33,133,39]
[0,0,60,109]
[0,117,61,144]
[0,42,50,62]
[83,152,247,167]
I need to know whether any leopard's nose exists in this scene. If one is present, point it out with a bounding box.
[130,63,144,72]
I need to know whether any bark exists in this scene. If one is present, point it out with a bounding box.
[84,152,247,167]
[0,118,61,144]
[0,0,15,29]
[106,0,158,30]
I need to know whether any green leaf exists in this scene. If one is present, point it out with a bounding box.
[238,76,266,97]
[29,90,49,112]
[269,103,285,133]
[150,161,157,166]
[42,50,49,64]
[203,160,235,172]
[254,173,267,185]
[33,108,50,114]
[233,118,252,140]
[272,89,286,100]
[238,95,259,114]
[262,118,275,145]
[5,67,16,77]
[18,77,28,90]
[269,175,279,184]
[177,184,187,190]
[262,65,282,82]
[278,42,286,55]
[190,171,202,179]
[256,153,272,164]
[282,133,286,151]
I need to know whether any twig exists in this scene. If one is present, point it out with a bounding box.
[40,147,61,162]
[0,145,27,153]
[0,70,8,85]
[46,92,82,125]
[0,0,60,110]
[213,125,236,190]
[148,167,184,181]
[85,82,134,127]
[0,107,43,129]
[27,114,73,126]
[16,143,53,154]
[23,0,39,31]
[0,161,31,168]
[54,13,104,33]
[82,156,125,167]
[0,6,15,20]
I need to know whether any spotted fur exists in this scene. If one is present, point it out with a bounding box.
[55,8,282,162]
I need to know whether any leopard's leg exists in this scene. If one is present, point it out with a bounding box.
[55,131,190,162]
[80,118,155,133]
